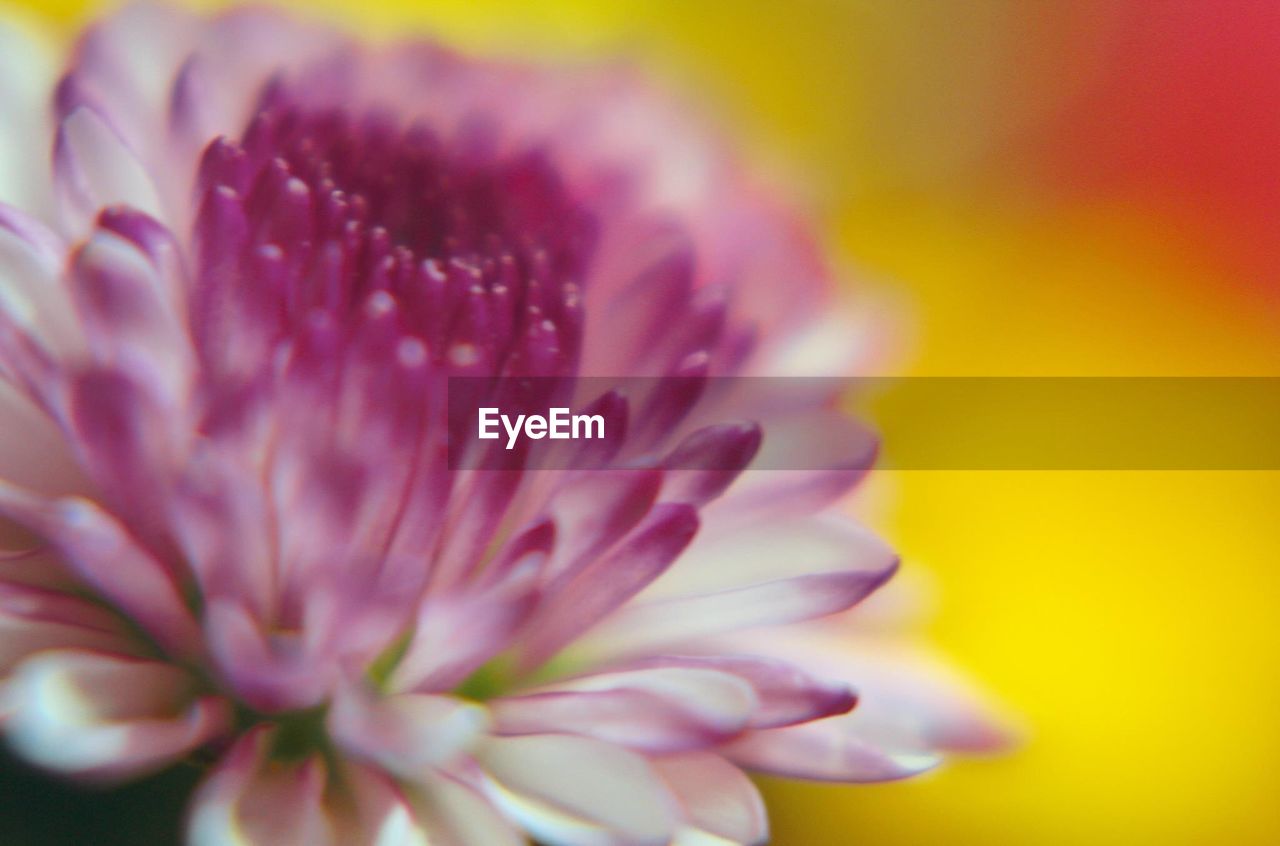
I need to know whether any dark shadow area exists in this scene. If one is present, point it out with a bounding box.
[0,744,197,845]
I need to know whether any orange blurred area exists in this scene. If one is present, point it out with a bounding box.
[7,1,1280,843]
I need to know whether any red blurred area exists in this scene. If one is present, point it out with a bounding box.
[1034,1,1280,301]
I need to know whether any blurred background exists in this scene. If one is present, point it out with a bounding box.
[5,1,1280,844]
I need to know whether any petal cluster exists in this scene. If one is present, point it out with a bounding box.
[0,4,1006,844]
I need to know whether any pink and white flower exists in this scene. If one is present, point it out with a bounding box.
[0,4,1006,843]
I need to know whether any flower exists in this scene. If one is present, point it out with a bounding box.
[0,3,1006,844]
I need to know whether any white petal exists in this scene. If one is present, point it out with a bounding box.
[655,753,767,845]
[0,205,81,354]
[672,830,744,846]
[408,773,525,846]
[478,734,677,846]
[2,649,228,781]
[0,15,56,214]
[755,309,881,378]
[189,729,335,846]
[577,516,896,659]
[722,717,940,783]
[644,514,893,600]
[331,764,432,846]
[619,655,856,729]
[372,804,431,846]
[328,687,489,780]
[727,628,1015,754]
[583,568,894,661]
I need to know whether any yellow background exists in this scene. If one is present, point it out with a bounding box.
[10,1,1280,843]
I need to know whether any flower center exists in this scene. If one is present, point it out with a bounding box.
[192,94,597,380]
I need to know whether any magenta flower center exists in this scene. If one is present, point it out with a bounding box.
[194,93,596,381]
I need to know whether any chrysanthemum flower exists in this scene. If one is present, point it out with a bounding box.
[0,4,1005,844]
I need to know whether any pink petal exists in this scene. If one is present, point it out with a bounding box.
[713,413,879,519]
[660,421,762,506]
[168,446,277,620]
[0,548,73,591]
[580,516,896,658]
[181,9,350,154]
[168,54,222,153]
[1,648,228,782]
[0,486,200,658]
[188,184,269,382]
[427,468,526,590]
[478,519,554,589]
[267,441,378,601]
[389,587,537,694]
[517,503,699,670]
[492,666,757,753]
[625,284,729,380]
[69,225,192,400]
[204,599,333,713]
[0,208,79,423]
[650,514,894,599]
[584,568,896,661]
[0,381,87,498]
[0,580,137,672]
[0,203,67,269]
[621,655,856,729]
[55,5,203,221]
[585,240,694,375]
[328,686,488,780]
[54,106,164,234]
[188,727,336,846]
[62,368,184,537]
[746,631,1016,754]
[539,469,663,588]
[562,390,629,470]
[627,352,709,448]
[477,733,678,846]
[60,4,197,130]
[722,717,941,784]
[654,753,768,845]
[0,318,58,416]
